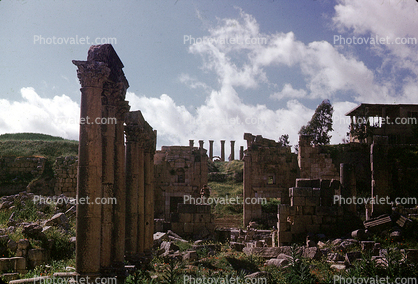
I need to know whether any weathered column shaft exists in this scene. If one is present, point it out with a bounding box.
[73,61,110,276]
[189,140,194,148]
[137,148,145,254]
[100,102,116,268]
[144,150,154,251]
[125,139,139,255]
[209,140,214,161]
[199,140,204,149]
[220,140,225,161]
[239,146,244,160]
[112,103,128,264]
[230,141,235,161]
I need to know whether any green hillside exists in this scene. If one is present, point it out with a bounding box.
[0,133,78,160]
[0,133,66,141]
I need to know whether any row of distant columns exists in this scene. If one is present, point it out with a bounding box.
[189,140,244,161]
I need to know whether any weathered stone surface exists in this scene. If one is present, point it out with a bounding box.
[351,229,367,240]
[160,241,179,253]
[230,242,245,252]
[330,263,346,271]
[265,258,289,267]
[45,213,69,228]
[302,247,322,260]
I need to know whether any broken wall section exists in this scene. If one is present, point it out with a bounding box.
[298,135,339,180]
[154,145,208,220]
[169,204,214,238]
[243,133,298,226]
[277,179,348,245]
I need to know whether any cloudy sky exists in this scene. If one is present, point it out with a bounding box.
[0,0,417,156]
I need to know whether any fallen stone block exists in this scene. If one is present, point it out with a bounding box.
[330,263,346,271]
[302,247,321,260]
[363,215,392,232]
[153,232,169,246]
[351,229,367,240]
[396,215,412,228]
[265,258,289,267]
[243,247,291,259]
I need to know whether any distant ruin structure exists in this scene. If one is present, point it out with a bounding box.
[230,140,235,161]
[220,140,225,161]
[346,103,418,144]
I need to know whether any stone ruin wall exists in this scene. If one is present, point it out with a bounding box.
[243,133,298,226]
[53,156,78,196]
[277,178,343,245]
[154,145,208,220]
[298,136,340,180]
[154,144,211,237]
[170,204,214,238]
[0,156,46,178]
[0,156,46,195]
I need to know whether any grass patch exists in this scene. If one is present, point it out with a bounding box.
[0,140,78,161]
[0,133,67,141]
[208,181,243,216]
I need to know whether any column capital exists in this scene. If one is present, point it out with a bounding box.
[125,124,144,143]
[72,60,110,88]
[116,100,131,121]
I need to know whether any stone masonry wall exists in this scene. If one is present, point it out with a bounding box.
[243,133,298,226]
[298,137,339,180]
[170,204,214,237]
[0,156,46,196]
[53,156,78,197]
[0,156,46,180]
[154,145,208,220]
[277,179,343,245]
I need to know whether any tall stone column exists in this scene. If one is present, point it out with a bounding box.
[230,141,235,161]
[125,113,140,257]
[112,99,130,265]
[144,134,156,251]
[199,140,204,149]
[137,144,145,254]
[100,84,118,268]
[220,140,225,161]
[209,140,214,161]
[189,140,194,148]
[239,146,244,160]
[73,60,110,277]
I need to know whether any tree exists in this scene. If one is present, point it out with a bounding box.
[298,100,333,145]
[278,134,290,147]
